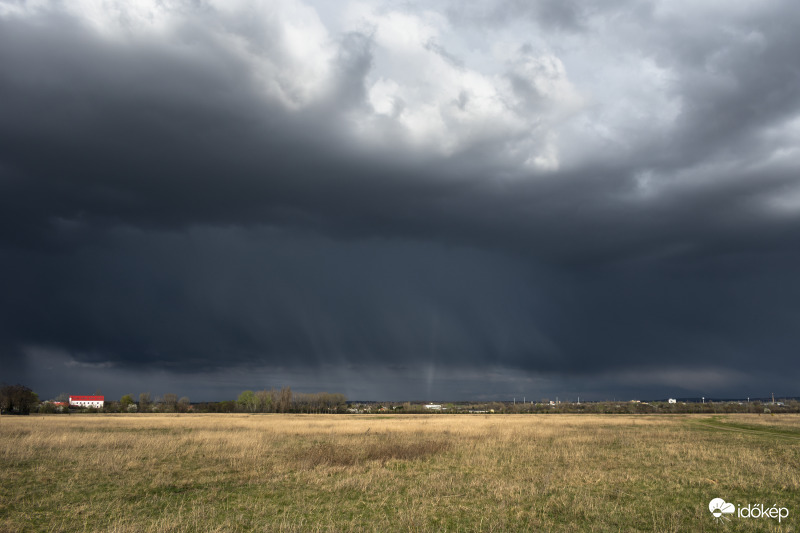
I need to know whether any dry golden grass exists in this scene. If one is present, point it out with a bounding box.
[1,413,799,532]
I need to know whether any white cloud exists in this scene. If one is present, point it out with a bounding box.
[341,3,586,163]
[204,1,336,109]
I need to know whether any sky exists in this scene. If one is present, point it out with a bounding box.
[2,0,800,402]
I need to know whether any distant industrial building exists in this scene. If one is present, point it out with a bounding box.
[69,395,104,408]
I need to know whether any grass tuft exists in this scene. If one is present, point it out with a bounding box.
[297,438,449,467]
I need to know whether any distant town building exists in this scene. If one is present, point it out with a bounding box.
[69,395,104,408]
[668,398,677,404]
[424,404,442,410]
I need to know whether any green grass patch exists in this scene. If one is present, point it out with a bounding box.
[689,415,800,439]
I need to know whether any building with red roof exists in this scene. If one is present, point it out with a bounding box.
[69,395,104,408]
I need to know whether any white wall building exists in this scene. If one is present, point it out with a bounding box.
[69,395,104,408]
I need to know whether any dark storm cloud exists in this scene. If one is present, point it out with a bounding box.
[2,227,550,370]
[2,0,800,400]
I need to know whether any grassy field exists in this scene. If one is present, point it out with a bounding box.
[1,413,798,532]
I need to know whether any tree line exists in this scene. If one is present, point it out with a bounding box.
[4,383,349,414]
[236,388,347,413]
[8,381,799,415]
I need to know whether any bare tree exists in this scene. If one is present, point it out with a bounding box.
[277,386,292,413]
[139,392,152,412]
[327,393,347,413]
[163,393,178,412]
[178,396,191,413]
[256,390,273,412]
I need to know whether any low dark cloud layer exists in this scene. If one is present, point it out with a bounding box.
[2,0,799,400]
